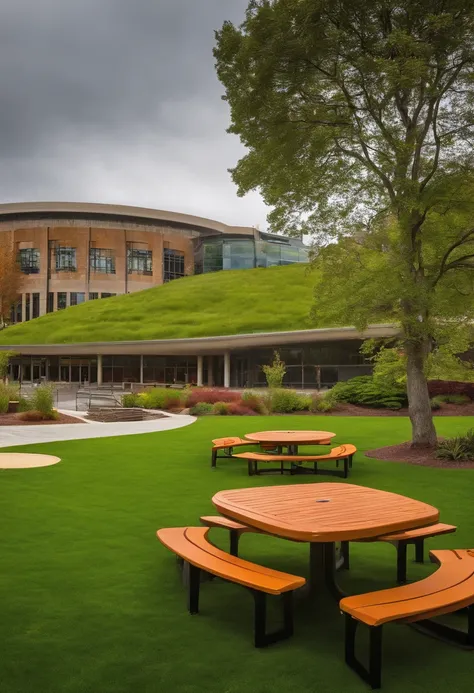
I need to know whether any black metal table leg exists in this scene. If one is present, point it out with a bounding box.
[308,542,346,600]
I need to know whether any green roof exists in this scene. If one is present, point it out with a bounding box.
[0,264,320,345]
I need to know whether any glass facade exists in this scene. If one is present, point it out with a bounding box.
[18,248,40,274]
[90,248,115,274]
[53,246,77,272]
[195,233,309,274]
[127,247,152,275]
[163,248,185,282]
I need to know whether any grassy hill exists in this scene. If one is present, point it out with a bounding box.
[0,264,324,345]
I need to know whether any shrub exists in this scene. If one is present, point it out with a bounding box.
[122,393,142,408]
[326,376,407,409]
[262,351,286,388]
[212,401,230,415]
[186,388,240,407]
[430,396,442,410]
[427,380,474,400]
[435,394,471,405]
[435,430,474,461]
[140,388,185,410]
[0,392,9,413]
[190,402,214,416]
[19,409,59,422]
[0,382,20,402]
[310,394,334,413]
[31,384,56,420]
[226,402,257,416]
[17,397,32,412]
[241,390,268,414]
[268,388,307,413]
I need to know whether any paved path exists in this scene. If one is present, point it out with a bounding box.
[0,411,196,449]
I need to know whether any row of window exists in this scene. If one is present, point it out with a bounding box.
[50,292,116,312]
[18,247,185,279]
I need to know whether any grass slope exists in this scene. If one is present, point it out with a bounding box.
[1,415,473,693]
[0,264,319,345]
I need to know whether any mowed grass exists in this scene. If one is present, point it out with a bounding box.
[0,264,320,345]
[1,415,473,693]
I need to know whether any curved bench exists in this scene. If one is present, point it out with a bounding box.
[233,444,357,477]
[157,526,305,647]
[340,522,457,581]
[340,549,474,689]
[211,437,257,468]
[200,515,259,556]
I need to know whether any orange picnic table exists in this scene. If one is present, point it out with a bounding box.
[245,429,336,454]
[213,482,439,598]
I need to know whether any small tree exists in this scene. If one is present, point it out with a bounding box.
[215,0,474,446]
[0,239,21,326]
[262,350,286,388]
[0,351,15,383]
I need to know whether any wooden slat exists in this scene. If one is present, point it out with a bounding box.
[199,515,258,533]
[245,430,336,445]
[212,483,440,542]
[212,437,250,449]
[156,527,305,595]
[232,444,356,463]
[340,550,474,626]
[377,522,456,542]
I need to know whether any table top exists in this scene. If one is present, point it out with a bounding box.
[212,483,440,542]
[245,430,336,445]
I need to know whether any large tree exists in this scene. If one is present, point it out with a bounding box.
[215,0,474,446]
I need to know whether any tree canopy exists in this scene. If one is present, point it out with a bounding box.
[215,0,474,445]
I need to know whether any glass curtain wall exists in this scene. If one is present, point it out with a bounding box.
[230,341,372,388]
[197,236,309,273]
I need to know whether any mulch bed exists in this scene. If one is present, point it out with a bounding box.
[365,441,474,469]
[0,412,84,426]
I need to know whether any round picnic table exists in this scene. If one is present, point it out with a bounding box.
[245,430,336,454]
[213,482,439,599]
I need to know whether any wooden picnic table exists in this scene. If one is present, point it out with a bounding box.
[245,429,336,454]
[213,482,439,599]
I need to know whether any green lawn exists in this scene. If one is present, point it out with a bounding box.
[0,264,321,345]
[1,415,473,693]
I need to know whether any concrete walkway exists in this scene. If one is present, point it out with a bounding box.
[0,411,196,449]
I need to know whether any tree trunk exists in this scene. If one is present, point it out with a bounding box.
[405,340,437,448]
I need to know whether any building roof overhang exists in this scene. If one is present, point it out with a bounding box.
[0,324,401,356]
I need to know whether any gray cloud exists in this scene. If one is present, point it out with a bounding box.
[0,0,268,227]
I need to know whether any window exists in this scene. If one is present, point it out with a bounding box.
[70,292,85,306]
[25,294,30,321]
[53,246,77,272]
[127,247,152,275]
[47,293,55,313]
[19,248,40,274]
[90,248,115,274]
[101,292,116,299]
[57,292,67,310]
[32,293,40,319]
[89,292,99,300]
[163,248,185,282]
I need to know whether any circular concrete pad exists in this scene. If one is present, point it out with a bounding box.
[0,453,61,469]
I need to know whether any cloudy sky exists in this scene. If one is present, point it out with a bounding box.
[0,0,269,228]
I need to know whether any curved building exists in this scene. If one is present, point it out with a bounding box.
[0,202,308,322]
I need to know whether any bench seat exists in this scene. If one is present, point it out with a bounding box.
[157,526,305,647]
[340,549,474,688]
[232,444,356,478]
[340,522,457,582]
[211,437,258,468]
[200,515,259,556]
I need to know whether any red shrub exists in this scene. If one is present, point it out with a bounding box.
[186,388,241,407]
[227,402,257,416]
[427,380,474,400]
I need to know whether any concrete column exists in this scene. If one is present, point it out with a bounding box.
[97,354,103,385]
[197,355,203,387]
[207,356,213,387]
[224,351,231,388]
[21,294,27,323]
[139,355,144,384]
